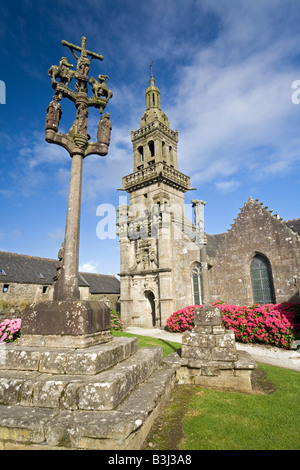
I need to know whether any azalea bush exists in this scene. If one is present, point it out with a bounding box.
[0,318,21,343]
[166,301,300,350]
[214,301,299,349]
[110,310,124,331]
[166,305,200,333]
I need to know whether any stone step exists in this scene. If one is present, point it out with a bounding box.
[0,347,163,412]
[0,358,180,450]
[0,336,138,375]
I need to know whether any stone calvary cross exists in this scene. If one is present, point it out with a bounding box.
[46,37,113,302]
[20,38,113,344]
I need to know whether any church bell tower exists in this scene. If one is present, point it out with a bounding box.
[118,73,207,328]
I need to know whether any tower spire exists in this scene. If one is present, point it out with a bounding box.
[146,70,161,110]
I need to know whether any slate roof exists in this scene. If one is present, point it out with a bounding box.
[284,219,300,235]
[206,233,227,258]
[0,251,120,294]
[79,273,120,294]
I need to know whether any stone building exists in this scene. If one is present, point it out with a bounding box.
[117,76,208,328]
[0,251,120,311]
[117,77,300,328]
[208,197,300,305]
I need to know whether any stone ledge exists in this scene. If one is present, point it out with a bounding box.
[17,329,112,349]
[0,337,138,375]
[0,346,164,411]
[0,362,177,450]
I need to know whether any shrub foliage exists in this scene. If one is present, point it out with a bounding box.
[0,318,21,343]
[166,301,300,349]
[110,309,124,331]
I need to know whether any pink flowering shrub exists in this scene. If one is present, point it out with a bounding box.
[0,318,21,343]
[166,305,200,333]
[166,301,300,350]
[110,310,124,331]
[214,301,299,350]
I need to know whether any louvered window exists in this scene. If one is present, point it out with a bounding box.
[251,254,275,304]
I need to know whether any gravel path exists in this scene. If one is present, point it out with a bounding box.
[125,327,300,371]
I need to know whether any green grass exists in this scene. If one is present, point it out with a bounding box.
[180,363,300,450]
[113,329,300,450]
[111,329,181,357]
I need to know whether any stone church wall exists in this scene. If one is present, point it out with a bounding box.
[172,237,201,312]
[209,199,300,305]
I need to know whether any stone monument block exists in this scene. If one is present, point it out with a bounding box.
[194,305,222,326]
[179,305,256,392]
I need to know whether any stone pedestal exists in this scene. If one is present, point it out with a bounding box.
[20,300,112,348]
[178,305,256,392]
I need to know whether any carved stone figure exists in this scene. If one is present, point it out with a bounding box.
[76,103,89,135]
[45,93,62,132]
[133,239,158,271]
[48,57,75,85]
[53,242,64,284]
[97,113,112,146]
[89,75,113,100]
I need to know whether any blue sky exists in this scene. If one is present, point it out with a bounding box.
[1,0,300,276]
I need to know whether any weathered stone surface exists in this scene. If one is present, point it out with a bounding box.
[234,350,256,370]
[194,369,253,393]
[21,300,111,337]
[0,345,163,412]
[0,406,58,445]
[0,337,138,374]
[0,357,178,450]
[18,330,112,349]
[77,347,163,411]
[180,305,256,392]
[0,346,40,371]
[211,347,238,361]
[181,345,211,361]
[194,305,222,326]
[182,331,215,348]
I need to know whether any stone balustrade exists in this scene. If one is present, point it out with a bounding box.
[122,162,191,192]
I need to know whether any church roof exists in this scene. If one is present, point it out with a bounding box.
[284,218,300,235]
[79,272,120,294]
[0,251,120,294]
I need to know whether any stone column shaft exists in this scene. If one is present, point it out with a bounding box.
[54,152,83,301]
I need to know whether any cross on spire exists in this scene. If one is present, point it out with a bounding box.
[150,61,154,78]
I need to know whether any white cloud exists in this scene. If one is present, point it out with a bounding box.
[164,1,300,190]
[79,261,98,273]
[215,180,241,195]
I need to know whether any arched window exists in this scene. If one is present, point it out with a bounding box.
[251,254,275,304]
[148,140,155,158]
[191,263,203,306]
[169,146,174,166]
[138,146,144,162]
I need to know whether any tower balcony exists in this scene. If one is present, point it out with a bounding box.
[121,162,192,193]
[131,121,178,142]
